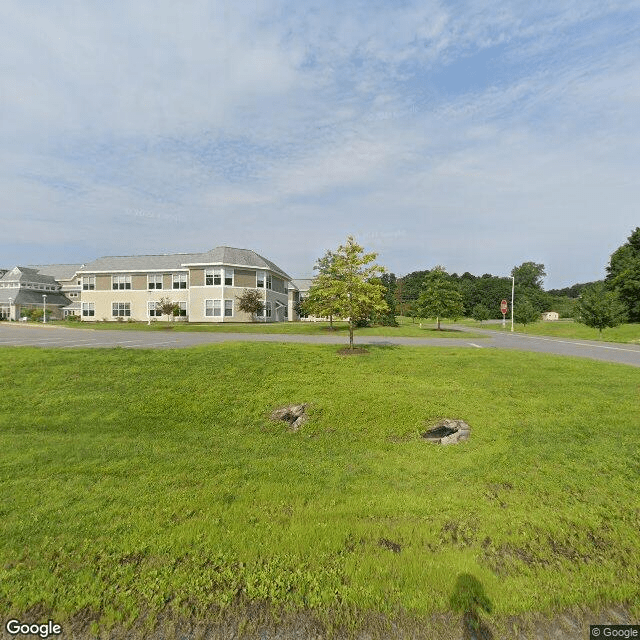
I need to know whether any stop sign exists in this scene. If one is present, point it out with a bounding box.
[501,299,508,314]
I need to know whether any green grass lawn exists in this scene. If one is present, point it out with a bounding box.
[1,344,639,635]
[48,316,485,339]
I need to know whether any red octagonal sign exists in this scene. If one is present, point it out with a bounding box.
[500,299,508,314]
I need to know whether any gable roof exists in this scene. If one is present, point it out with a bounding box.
[26,264,84,281]
[0,267,59,286]
[78,247,291,280]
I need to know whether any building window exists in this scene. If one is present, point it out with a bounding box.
[224,268,234,286]
[112,275,131,290]
[205,268,221,286]
[257,271,265,288]
[265,301,272,318]
[112,302,131,317]
[176,301,187,317]
[205,299,222,317]
[266,274,272,290]
[172,273,187,289]
[82,276,95,291]
[224,299,233,317]
[148,301,162,317]
[148,274,163,290]
[82,302,95,317]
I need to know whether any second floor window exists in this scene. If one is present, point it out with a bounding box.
[205,269,221,286]
[82,276,95,290]
[173,273,187,289]
[224,269,233,286]
[112,275,131,290]
[148,274,163,290]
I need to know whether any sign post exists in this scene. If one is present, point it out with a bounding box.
[500,299,508,327]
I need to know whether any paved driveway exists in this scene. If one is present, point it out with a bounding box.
[1,323,639,367]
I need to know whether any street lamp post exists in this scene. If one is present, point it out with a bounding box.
[510,276,515,332]
[8,297,12,321]
[43,294,47,324]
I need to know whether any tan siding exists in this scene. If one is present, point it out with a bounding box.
[235,269,256,287]
[163,274,172,289]
[132,275,146,290]
[190,268,204,286]
[96,275,110,290]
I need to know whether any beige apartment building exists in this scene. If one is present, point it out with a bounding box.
[76,246,295,323]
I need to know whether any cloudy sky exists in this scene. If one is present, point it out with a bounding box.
[1,1,639,288]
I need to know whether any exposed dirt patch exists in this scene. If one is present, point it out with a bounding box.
[270,404,308,431]
[378,537,402,553]
[423,419,471,445]
[337,347,369,355]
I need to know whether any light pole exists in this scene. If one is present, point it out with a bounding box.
[8,297,12,321]
[510,276,514,332]
[42,294,47,323]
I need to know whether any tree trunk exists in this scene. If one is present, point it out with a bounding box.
[349,321,354,349]
[330,314,333,329]
[437,317,441,330]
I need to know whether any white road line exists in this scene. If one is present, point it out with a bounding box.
[468,342,483,348]
[500,333,640,353]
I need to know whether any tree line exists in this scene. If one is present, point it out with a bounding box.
[302,227,640,335]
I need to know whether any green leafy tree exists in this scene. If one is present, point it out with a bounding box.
[513,297,540,328]
[375,273,398,326]
[471,304,491,323]
[606,227,640,322]
[511,261,550,313]
[576,283,627,335]
[158,297,179,323]
[416,266,464,330]
[303,249,343,328]
[236,289,264,322]
[307,236,388,349]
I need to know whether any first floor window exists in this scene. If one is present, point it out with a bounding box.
[112,275,131,290]
[148,301,162,317]
[205,299,221,317]
[112,302,131,317]
[224,299,233,317]
[148,274,163,290]
[265,301,272,318]
[176,301,187,316]
[82,302,95,317]
[82,276,95,290]
[205,268,221,286]
[173,273,187,289]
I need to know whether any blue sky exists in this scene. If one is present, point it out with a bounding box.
[1,0,639,288]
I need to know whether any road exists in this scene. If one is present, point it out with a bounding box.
[1,323,639,367]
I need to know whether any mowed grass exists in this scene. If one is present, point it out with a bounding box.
[49,316,485,339]
[457,318,640,344]
[1,344,639,633]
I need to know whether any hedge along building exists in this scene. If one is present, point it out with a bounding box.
[76,246,295,323]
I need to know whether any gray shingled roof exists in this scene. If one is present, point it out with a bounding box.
[26,264,84,281]
[290,278,313,292]
[79,247,291,280]
[0,267,59,286]
[0,289,70,306]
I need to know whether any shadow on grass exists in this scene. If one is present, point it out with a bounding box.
[450,573,493,640]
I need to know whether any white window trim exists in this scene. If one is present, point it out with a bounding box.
[205,299,222,317]
[111,301,131,317]
[224,299,234,317]
[224,268,234,286]
[112,275,131,290]
[172,273,188,289]
[147,274,163,290]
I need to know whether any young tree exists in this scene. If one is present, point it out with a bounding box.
[471,304,491,323]
[416,266,464,330]
[513,297,540,329]
[576,283,627,335]
[157,297,179,323]
[307,236,388,349]
[236,289,264,322]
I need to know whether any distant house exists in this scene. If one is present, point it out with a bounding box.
[542,311,559,321]
[76,246,295,323]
